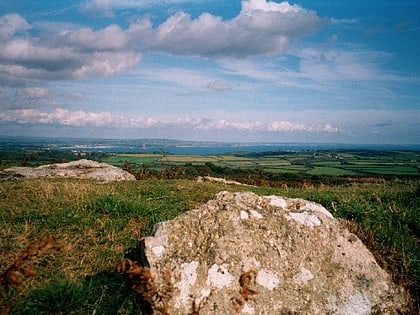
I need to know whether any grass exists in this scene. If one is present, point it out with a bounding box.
[104,155,160,166]
[307,166,359,176]
[0,178,419,314]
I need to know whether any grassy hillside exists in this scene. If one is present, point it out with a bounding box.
[1,178,419,314]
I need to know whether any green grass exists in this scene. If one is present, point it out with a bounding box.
[104,150,420,178]
[1,178,419,314]
[307,166,359,176]
[342,164,419,176]
[263,165,311,174]
[12,273,135,315]
[104,155,160,166]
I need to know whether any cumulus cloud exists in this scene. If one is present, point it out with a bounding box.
[193,119,263,131]
[128,1,325,56]
[0,108,150,127]
[0,15,140,87]
[0,14,31,39]
[59,24,129,52]
[73,51,139,77]
[1,1,325,88]
[268,121,338,132]
[130,0,326,57]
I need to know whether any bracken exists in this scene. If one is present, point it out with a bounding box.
[116,258,173,315]
[0,235,67,314]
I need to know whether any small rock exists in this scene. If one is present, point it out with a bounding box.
[0,159,136,181]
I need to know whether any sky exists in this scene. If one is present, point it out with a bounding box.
[0,0,419,144]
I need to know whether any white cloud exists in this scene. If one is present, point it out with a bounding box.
[82,0,211,12]
[72,51,139,77]
[218,59,278,82]
[297,47,390,82]
[0,15,140,87]
[81,0,116,17]
[0,14,31,39]
[193,119,262,131]
[0,108,139,127]
[129,1,326,57]
[0,1,325,89]
[238,0,322,37]
[268,121,338,132]
[60,24,129,52]
[16,87,53,100]
[0,107,339,134]
[242,0,301,13]
[268,120,306,131]
[82,0,142,14]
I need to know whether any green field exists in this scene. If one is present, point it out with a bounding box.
[103,150,420,178]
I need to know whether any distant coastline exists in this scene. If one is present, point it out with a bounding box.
[1,136,419,155]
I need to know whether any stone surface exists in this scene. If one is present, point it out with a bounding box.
[197,176,253,186]
[0,159,136,181]
[138,191,408,314]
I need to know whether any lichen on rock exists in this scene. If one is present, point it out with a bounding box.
[128,191,408,314]
[0,159,136,181]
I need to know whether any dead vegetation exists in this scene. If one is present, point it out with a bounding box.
[0,235,68,314]
[116,258,173,315]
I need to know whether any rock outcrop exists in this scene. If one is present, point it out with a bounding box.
[0,159,136,181]
[131,191,407,314]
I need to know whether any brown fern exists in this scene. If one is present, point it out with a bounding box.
[116,259,173,315]
[0,235,65,286]
[0,235,67,315]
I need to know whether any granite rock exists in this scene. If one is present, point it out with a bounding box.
[136,191,408,314]
[0,159,136,181]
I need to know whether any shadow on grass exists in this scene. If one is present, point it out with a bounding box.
[10,271,141,315]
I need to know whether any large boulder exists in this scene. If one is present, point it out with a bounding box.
[127,191,408,314]
[0,159,136,181]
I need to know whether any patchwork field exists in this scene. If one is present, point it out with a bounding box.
[104,150,420,178]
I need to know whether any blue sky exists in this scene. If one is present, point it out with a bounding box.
[0,0,419,144]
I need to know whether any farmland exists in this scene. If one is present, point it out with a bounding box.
[104,150,420,179]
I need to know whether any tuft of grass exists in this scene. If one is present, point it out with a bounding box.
[11,273,137,315]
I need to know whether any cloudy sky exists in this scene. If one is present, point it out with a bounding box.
[0,0,419,144]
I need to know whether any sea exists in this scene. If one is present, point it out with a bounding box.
[0,136,419,155]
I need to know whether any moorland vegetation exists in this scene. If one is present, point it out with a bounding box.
[0,148,419,314]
